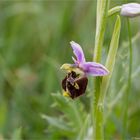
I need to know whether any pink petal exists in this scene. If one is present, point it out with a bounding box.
[80,62,109,76]
[70,41,85,64]
[121,3,140,17]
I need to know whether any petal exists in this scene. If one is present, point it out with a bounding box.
[70,41,85,63]
[60,63,76,71]
[121,3,140,17]
[80,62,109,76]
[72,56,78,65]
[60,63,85,75]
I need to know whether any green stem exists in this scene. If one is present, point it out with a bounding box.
[94,16,121,140]
[94,0,109,62]
[99,16,121,105]
[122,18,132,139]
[92,0,109,139]
[95,16,121,140]
[108,6,122,17]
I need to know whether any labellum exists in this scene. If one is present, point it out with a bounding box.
[62,71,88,99]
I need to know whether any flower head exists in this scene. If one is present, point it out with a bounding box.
[120,3,140,17]
[61,41,109,99]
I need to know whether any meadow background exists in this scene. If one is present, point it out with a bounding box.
[0,0,140,140]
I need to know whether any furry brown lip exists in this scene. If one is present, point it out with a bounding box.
[62,71,88,99]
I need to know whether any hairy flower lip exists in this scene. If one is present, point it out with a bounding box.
[62,71,88,99]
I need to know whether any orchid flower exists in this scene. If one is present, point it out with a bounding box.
[61,41,109,76]
[120,3,140,17]
[61,41,109,99]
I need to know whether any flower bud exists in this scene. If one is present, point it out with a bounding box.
[121,3,140,17]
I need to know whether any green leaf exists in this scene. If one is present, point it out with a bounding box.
[0,102,7,130]
[41,114,72,131]
[76,114,90,140]
[11,127,22,140]
[94,0,109,62]
[100,15,121,103]
[51,93,85,128]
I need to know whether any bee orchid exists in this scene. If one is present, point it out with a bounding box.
[61,41,109,99]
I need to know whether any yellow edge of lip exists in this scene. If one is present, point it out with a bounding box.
[63,91,70,97]
[74,83,79,89]
[60,64,84,76]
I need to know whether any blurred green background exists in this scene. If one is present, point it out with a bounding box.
[0,0,140,140]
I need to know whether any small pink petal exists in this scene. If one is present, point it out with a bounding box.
[70,41,86,64]
[80,62,109,76]
[121,3,140,17]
